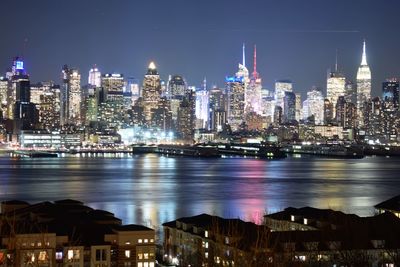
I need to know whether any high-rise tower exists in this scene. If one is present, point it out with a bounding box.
[246,45,262,114]
[356,40,372,127]
[142,62,161,122]
[326,52,346,116]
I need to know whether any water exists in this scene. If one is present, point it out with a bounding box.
[0,153,399,238]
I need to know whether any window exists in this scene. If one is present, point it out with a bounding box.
[150,239,154,243]
[138,253,143,260]
[205,252,208,259]
[138,239,143,243]
[149,263,155,267]
[125,250,131,258]
[144,262,149,267]
[304,218,308,225]
[225,237,229,244]
[144,253,149,259]
[137,262,143,267]
[37,242,42,246]
[38,251,48,262]
[205,231,208,238]
[96,249,107,261]
[67,249,80,260]
[291,215,295,221]
[125,241,131,245]
[55,252,63,260]
[144,239,148,243]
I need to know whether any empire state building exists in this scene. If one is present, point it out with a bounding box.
[356,40,371,127]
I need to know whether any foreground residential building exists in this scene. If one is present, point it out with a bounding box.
[0,200,155,267]
[163,206,400,266]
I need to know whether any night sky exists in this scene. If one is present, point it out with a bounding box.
[1,0,399,98]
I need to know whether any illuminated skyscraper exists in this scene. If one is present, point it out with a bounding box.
[0,77,8,119]
[302,87,324,125]
[126,78,140,105]
[382,79,399,111]
[177,87,195,142]
[168,75,186,98]
[274,80,293,113]
[61,65,81,125]
[88,66,101,87]
[11,58,38,135]
[142,62,161,122]
[283,91,296,123]
[101,73,124,103]
[226,76,245,131]
[30,82,60,130]
[295,93,302,122]
[209,86,227,131]
[326,57,346,116]
[356,40,372,127]
[246,45,262,114]
[195,84,209,129]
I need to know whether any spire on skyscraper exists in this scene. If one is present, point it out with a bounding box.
[252,44,259,79]
[335,49,338,72]
[361,39,368,66]
[242,43,246,67]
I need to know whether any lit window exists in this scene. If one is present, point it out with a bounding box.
[205,231,208,238]
[138,239,143,243]
[225,237,229,244]
[67,250,73,260]
[144,253,149,259]
[149,263,155,267]
[205,252,208,259]
[304,218,308,225]
[144,239,148,243]
[205,242,209,248]
[38,251,47,262]
[55,252,63,260]
[125,241,131,245]
[291,215,295,222]
[125,250,130,258]
[138,262,143,267]
[138,253,143,260]
[37,242,42,246]
[144,263,149,267]
[150,239,154,243]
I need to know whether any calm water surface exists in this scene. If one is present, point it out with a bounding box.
[0,154,399,238]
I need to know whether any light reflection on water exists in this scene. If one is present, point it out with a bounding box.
[0,154,399,235]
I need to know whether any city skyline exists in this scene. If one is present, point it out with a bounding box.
[1,0,400,97]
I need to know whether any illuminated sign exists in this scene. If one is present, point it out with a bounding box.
[225,76,243,83]
[15,61,24,70]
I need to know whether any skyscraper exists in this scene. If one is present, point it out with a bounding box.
[168,75,186,98]
[382,79,399,111]
[226,76,245,131]
[356,40,372,127]
[61,65,82,125]
[0,77,8,119]
[142,62,161,122]
[302,87,324,125]
[195,85,209,129]
[11,58,37,135]
[283,91,296,123]
[246,45,262,114]
[274,80,293,113]
[326,57,346,115]
[88,66,101,87]
[101,73,124,103]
